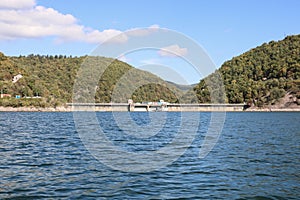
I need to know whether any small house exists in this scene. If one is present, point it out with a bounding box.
[12,74,23,83]
[0,94,11,98]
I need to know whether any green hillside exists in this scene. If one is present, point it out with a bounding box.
[194,34,300,107]
[0,53,180,107]
[1,34,299,108]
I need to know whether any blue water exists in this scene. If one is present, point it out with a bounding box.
[0,112,299,199]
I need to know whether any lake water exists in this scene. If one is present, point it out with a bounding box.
[0,112,299,199]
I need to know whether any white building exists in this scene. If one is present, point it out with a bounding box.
[12,74,23,83]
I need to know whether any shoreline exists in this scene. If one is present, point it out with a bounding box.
[0,106,300,112]
[0,106,72,112]
[245,108,300,112]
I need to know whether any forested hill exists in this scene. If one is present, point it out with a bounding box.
[1,34,300,108]
[194,34,300,107]
[0,53,180,107]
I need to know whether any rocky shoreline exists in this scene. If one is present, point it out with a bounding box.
[0,106,299,112]
[0,106,72,112]
[245,107,300,112]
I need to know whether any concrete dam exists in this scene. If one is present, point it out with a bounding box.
[67,103,246,112]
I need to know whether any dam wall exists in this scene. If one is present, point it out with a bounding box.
[166,104,245,112]
[67,103,246,112]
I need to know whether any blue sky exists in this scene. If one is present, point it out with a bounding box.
[0,0,299,84]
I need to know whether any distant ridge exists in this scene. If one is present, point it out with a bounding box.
[165,81,195,91]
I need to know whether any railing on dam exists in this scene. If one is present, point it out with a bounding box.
[67,103,247,112]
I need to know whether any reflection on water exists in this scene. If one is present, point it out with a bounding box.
[0,112,299,199]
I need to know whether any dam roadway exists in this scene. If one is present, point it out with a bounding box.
[67,103,247,112]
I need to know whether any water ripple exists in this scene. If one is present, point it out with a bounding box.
[0,112,299,199]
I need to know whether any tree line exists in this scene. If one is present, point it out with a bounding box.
[0,34,299,108]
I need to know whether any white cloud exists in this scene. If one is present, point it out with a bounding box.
[118,54,130,63]
[148,24,160,29]
[140,58,163,65]
[0,0,35,9]
[0,0,127,43]
[126,24,160,37]
[158,44,188,57]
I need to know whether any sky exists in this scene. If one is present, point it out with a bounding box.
[0,0,299,84]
